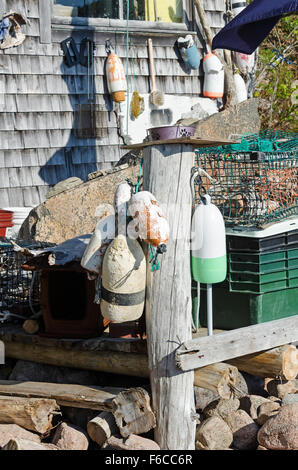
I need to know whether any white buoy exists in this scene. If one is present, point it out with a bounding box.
[203,53,224,100]
[106,52,127,103]
[100,234,146,323]
[234,73,248,103]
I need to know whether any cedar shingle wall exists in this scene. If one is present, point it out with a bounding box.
[0,0,225,207]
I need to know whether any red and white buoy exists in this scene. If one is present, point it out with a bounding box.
[203,52,224,99]
[106,52,127,103]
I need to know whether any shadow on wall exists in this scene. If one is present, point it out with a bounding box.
[39,24,99,187]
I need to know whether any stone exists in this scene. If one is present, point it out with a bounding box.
[257,401,281,426]
[257,445,268,450]
[104,434,160,451]
[46,177,83,199]
[225,410,259,450]
[179,98,260,141]
[282,394,298,406]
[239,395,271,420]
[194,386,219,411]
[19,163,140,244]
[178,98,218,123]
[0,424,41,448]
[9,360,100,385]
[266,380,297,399]
[52,422,89,450]
[257,404,298,450]
[196,416,233,450]
[203,397,240,420]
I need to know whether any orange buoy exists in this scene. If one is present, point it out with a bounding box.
[106,52,127,103]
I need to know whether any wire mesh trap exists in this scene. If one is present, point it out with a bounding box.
[195,131,298,228]
[0,239,54,320]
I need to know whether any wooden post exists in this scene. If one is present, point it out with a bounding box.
[143,143,196,450]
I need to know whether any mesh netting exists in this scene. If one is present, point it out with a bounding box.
[195,132,298,228]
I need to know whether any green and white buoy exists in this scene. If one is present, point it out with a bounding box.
[191,194,227,335]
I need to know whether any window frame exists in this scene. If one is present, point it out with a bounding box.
[51,0,195,34]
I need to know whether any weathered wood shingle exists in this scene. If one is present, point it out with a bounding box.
[0,0,224,207]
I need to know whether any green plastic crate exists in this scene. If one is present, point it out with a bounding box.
[228,266,298,293]
[197,286,298,329]
[229,260,287,274]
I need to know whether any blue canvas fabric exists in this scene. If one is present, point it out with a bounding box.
[212,0,298,54]
[0,16,10,42]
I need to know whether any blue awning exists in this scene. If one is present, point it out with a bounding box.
[212,0,298,54]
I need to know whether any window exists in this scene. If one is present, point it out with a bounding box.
[54,0,184,23]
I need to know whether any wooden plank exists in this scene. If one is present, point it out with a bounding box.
[176,316,298,371]
[122,136,239,149]
[39,0,52,44]
[0,381,124,411]
[143,144,196,450]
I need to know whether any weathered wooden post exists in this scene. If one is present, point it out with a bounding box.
[143,143,196,450]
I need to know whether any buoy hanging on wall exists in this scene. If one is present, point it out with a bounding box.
[127,191,169,248]
[234,73,248,103]
[106,52,127,103]
[231,0,247,17]
[100,234,146,323]
[191,194,227,284]
[177,35,201,70]
[203,53,224,99]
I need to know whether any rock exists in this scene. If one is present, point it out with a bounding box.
[203,397,240,420]
[19,163,140,244]
[257,404,298,450]
[46,177,83,199]
[0,424,41,448]
[52,422,89,450]
[61,407,99,430]
[194,386,219,411]
[257,401,281,426]
[9,360,100,385]
[225,410,259,450]
[282,394,298,406]
[257,445,268,450]
[196,416,233,450]
[178,98,218,123]
[179,99,260,141]
[239,395,271,420]
[0,359,16,380]
[104,434,160,451]
[266,380,297,399]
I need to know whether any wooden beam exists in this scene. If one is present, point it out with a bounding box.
[39,0,52,44]
[4,341,150,378]
[228,345,298,381]
[121,136,238,150]
[143,143,196,450]
[176,316,298,371]
[0,381,124,411]
[0,396,59,434]
[194,363,238,399]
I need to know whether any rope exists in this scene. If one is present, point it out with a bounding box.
[135,158,160,272]
[125,0,130,145]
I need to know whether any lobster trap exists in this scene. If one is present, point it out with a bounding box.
[195,131,298,228]
[0,239,53,319]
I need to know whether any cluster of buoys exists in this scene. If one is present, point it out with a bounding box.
[81,182,169,324]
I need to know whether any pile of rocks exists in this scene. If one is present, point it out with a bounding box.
[195,376,298,450]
